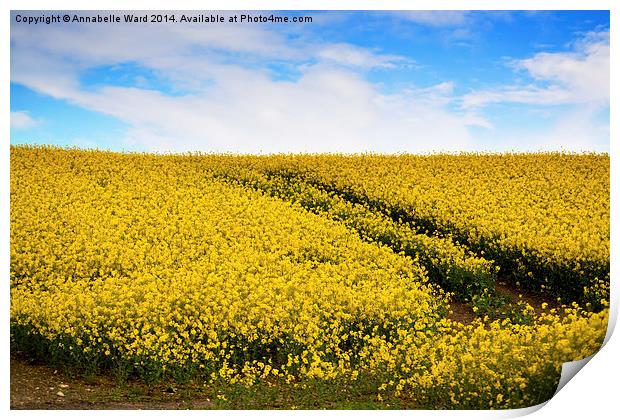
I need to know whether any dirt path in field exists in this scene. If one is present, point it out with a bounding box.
[445,300,477,324]
[494,279,559,313]
[445,278,561,326]
[10,357,214,410]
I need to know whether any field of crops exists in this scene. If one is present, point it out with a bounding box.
[10,145,610,409]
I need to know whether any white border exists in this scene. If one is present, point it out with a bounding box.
[3,1,617,419]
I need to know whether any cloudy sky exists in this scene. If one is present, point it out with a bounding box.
[10,10,610,153]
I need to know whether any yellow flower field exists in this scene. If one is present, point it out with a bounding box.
[205,153,610,308]
[10,146,609,409]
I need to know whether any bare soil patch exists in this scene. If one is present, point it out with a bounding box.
[10,357,214,410]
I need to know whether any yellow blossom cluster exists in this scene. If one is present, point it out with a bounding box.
[213,166,497,300]
[10,146,609,409]
[376,308,608,409]
[202,153,609,307]
[11,145,444,380]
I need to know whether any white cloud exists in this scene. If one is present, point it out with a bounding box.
[461,85,573,108]
[11,13,607,154]
[53,66,476,153]
[456,30,609,152]
[10,13,301,66]
[537,109,609,151]
[10,12,481,153]
[462,30,609,109]
[515,31,609,105]
[316,43,412,69]
[10,111,38,130]
[479,107,609,152]
[398,11,469,27]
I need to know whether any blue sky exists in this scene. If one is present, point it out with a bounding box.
[10,10,610,153]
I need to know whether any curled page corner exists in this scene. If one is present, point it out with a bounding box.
[499,401,548,418]
[554,355,595,396]
[500,355,597,418]
[552,304,617,397]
